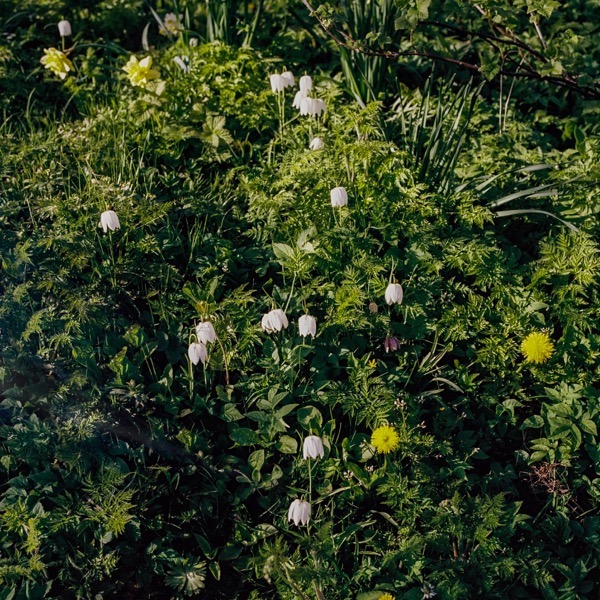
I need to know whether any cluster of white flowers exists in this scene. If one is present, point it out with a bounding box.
[261,309,317,338]
[288,435,326,526]
[269,71,295,93]
[270,71,327,122]
[188,321,216,366]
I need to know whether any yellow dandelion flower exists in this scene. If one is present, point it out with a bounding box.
[521,331,554,364]
[40,48,74,80]
[371,425,400,454]
[378,594,394,600]
[122,55,159,89]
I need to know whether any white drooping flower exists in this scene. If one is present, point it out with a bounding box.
[58,20,72,37]
[309,137,324,150]
[299,75,312,93]
[261,309,289,333]
[298,315,317,337]
[313,98,326,116]
[288,499,311,526]
[330,187,348,207]
[303,435,324,459]
[385,283,404,305]
[196,321,216,344]
[188,342,208,365]
[270,73,285,93]
[292,90,305,109]
[100,210,120,233]
[280,71,295,88]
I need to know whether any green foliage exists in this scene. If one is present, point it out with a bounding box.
[0,0,599,598]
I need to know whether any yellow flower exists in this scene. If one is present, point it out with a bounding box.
[378,594,395,600]
[521,331,554,364]
[122,55,159,89]
[371,425,400,454]
[40,48,74,80]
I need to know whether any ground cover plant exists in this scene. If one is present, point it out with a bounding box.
[0,0,599,598]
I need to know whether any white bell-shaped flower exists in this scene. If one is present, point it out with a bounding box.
[299,75,312,93]
[196,321,216,344]
[292,90,306,109]
[270,74,285,93]
[100,210,120,233]
[261,308,289,333]
[330,187,348,207]
[288,499,311,526]
[309,137,324,150]
[188,342,208,365]
[313,98,326,116]
[303,435,324,459]
[280,71,295,88]
[299,96,313,116]
[385,283,404,305]
[298,315,317,337]
[58,20,72,37]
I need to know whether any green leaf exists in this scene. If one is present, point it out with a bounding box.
[248,449,265,471]
[222,403,244,422]
[297,406,323,430]
[276,435,298,454]
[230,428,261,446]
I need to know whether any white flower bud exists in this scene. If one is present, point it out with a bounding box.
[287,499,311,526]
[330,187,348,207]
[303,435,324,459]
[100,210,120,233]
[298,315,317,337]
[58,20,72,37]
[385,283,403,305]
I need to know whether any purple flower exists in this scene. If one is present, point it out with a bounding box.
[384,336,400,353]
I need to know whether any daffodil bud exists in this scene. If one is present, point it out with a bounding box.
[100,210,120,233]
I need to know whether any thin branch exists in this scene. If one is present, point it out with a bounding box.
[299,0,600,99]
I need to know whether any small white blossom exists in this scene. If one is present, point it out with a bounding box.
[298,315,317,337]
[288,499,311,526]
[100,210,120,233]
[188,342,207,365]
[196,321,216,344]
[261,309,289,333]
[270,74,285,93]
[385,283,404,305]
[292,90,306,109]
[330,187,348,207]
[299,75,312,93]
[303,435,324,459]
[280,71,295,88]
[58,20,72,37]
[309,137,324,150]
